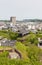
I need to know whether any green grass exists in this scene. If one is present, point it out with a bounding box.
[15,42,28,59]
[0,46,12,50]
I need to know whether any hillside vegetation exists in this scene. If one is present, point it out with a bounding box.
[0,30,42,65]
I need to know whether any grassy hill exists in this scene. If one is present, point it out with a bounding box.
[0,30,42,65]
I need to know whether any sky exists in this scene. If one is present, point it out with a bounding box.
[0,0,42,20]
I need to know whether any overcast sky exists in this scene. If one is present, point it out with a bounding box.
[0,0,42,20]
